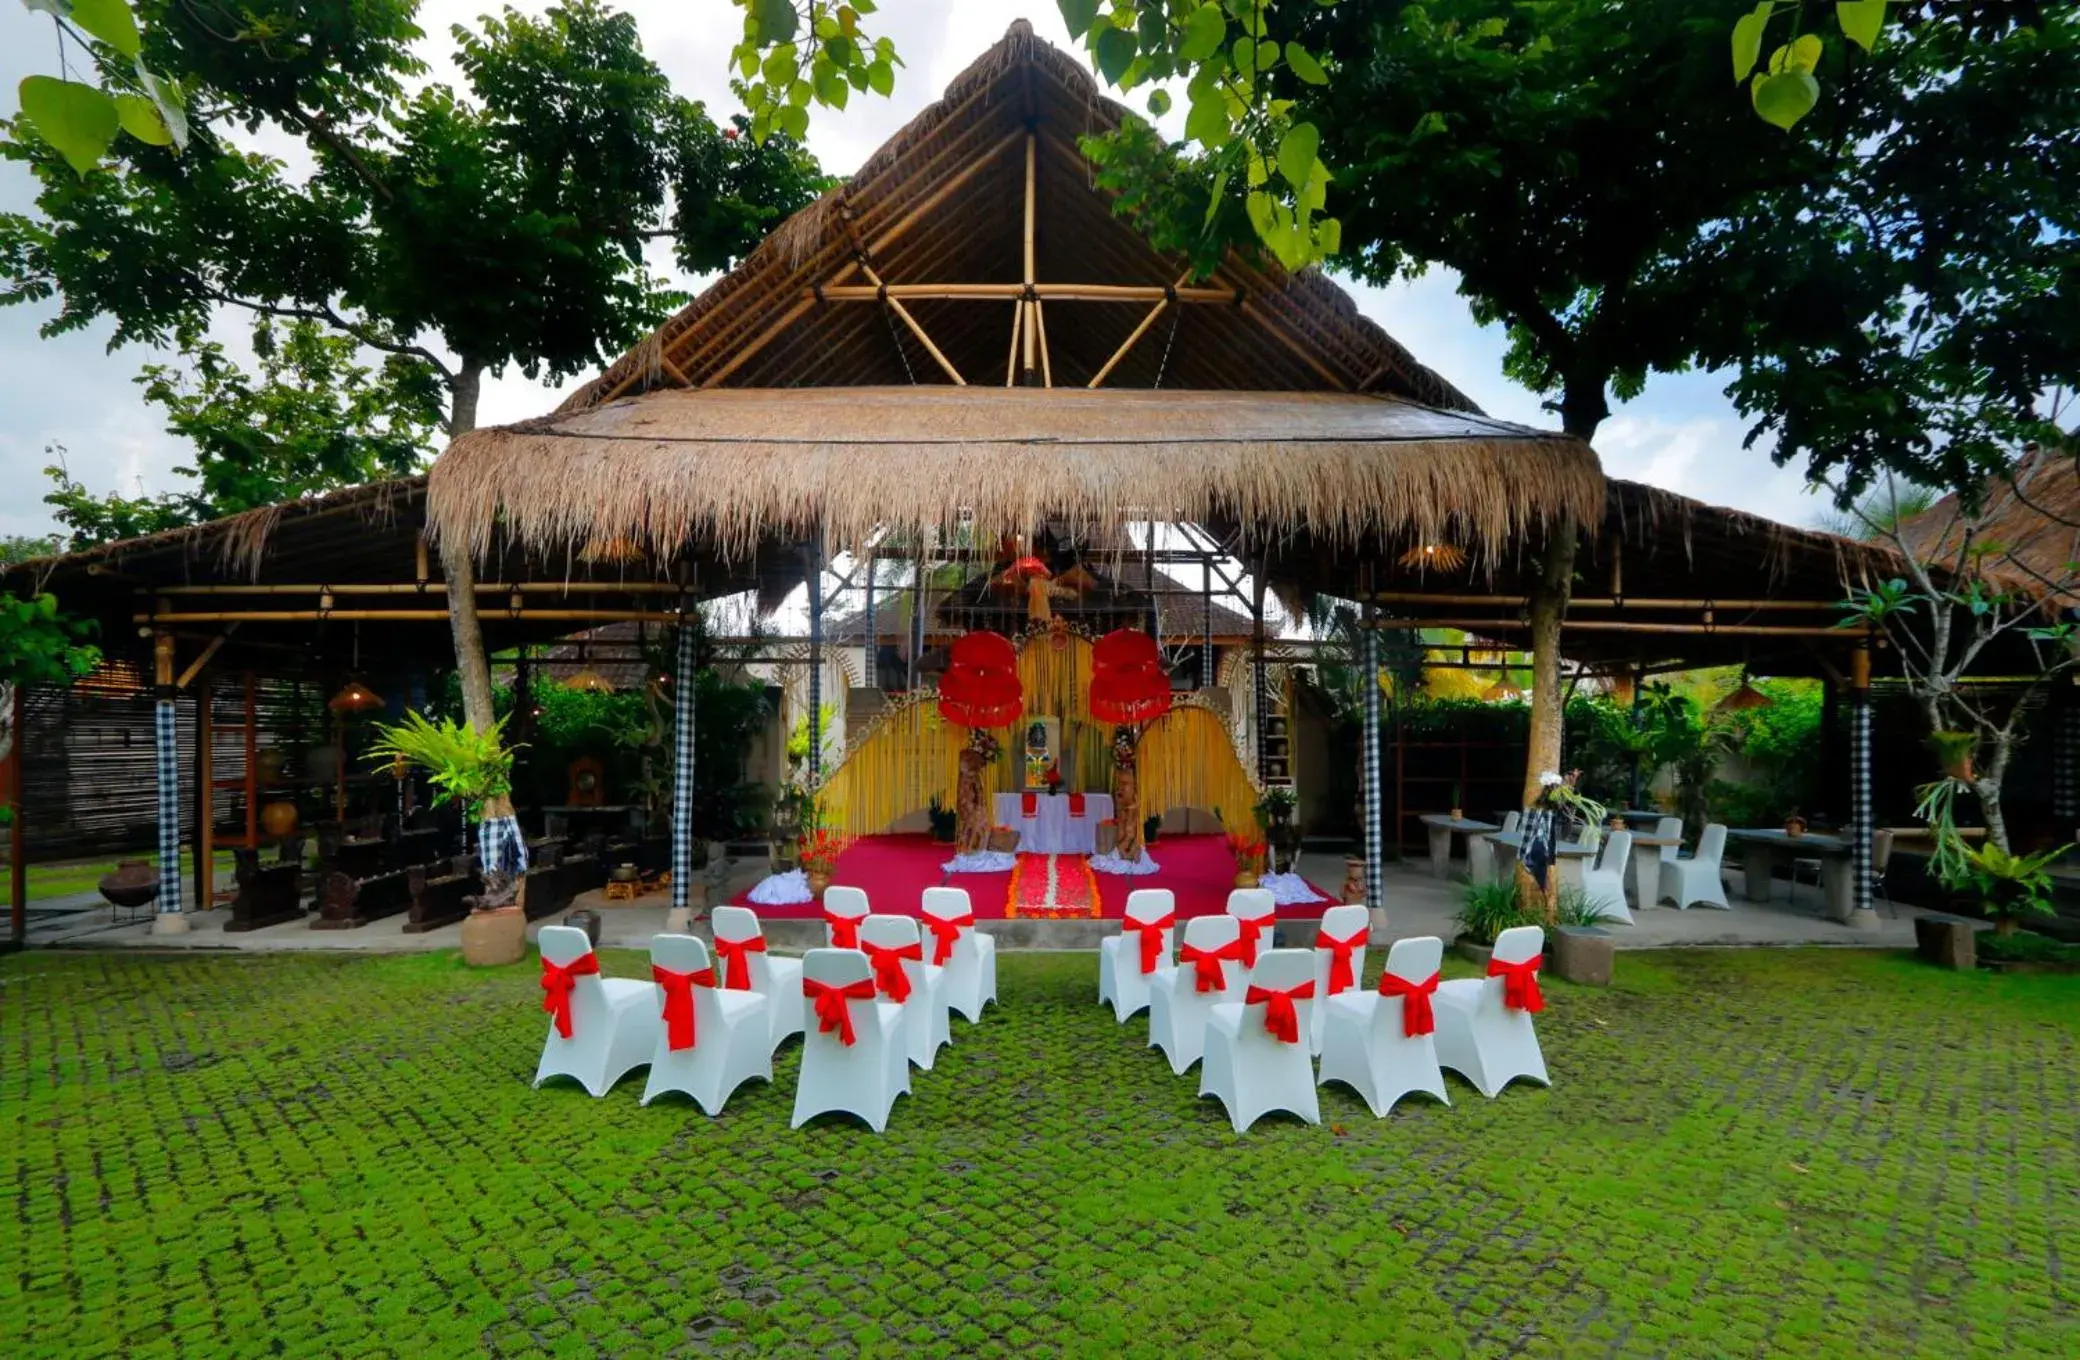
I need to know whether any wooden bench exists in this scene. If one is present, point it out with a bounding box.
[402,864,475,934]
[311,868,413,929]
[223,853,305,933]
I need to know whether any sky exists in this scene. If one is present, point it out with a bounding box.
[0,1,1833,544]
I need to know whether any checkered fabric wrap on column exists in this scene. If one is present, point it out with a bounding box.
[1360,625,1383,912]
[154,699,183,915]
[670,621,696,914]
[1851,697,1872,914]
[2056,706,2079,821]
[478,815,529,877]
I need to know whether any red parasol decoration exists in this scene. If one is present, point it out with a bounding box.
[938,631,1023,728]
[1093,628,1162,672]
[1089,629,1173,725]
[950,630,1019,673]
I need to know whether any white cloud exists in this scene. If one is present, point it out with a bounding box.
[1,2,1831,541]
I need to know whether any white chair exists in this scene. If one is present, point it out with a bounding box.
[1200,949,1322,1134]
[791,948,908,1132]
[1660,823,1731,910]
[639,934,772,1114]
[1097,888,1176,1024]
[1433,925,1551,1098]
[1489,809,1523,883]
[1318,935,1450,1117]
[858,913,952,1071]
[822,885,870,948]
[1642,816,1684,907]
[1226,887,1278,967]
[1309,902,1371,1055]
[1147,914,1247,1075]
[709,905,806,1055]
[1577,830,1634,924]
[532,925,658,1098]
[921,886,996,1023]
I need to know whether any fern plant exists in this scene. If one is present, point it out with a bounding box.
[366,712,515,823]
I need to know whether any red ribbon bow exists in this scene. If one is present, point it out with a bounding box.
[1021,792,1037,818]
[1246,979,1316,1044]
[1122,913,1176,975]
[1378,970,1441,1037]
[925,913,974,966]
[803,976,879,1046]
[710,934,766,990]
[540,952,601,1038]
[862,940,922,1003]
[1235,914,1276,967]
[1068,792,1086,818]
[652,964,716,1051]
[824,910,862,949]
[1488,954,1546,1013]
[1179,938,1245,993]
[1317,928,1366,995]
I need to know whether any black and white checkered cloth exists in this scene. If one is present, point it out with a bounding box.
[478,814,529,877]
[670,621,696,913]
[1360,625,1382,911]
[155,699,183,916]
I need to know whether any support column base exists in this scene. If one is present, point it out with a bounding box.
[151,912,191,935]
[1843,908,1883,932]
[663,906,694,933]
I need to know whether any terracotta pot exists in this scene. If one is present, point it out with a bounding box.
[459,905,526,966]
[807,866,832,900]
[260,800,300,838]
[1451,808,1465,823]
[1341,856,1367,905]
[98,859,159,909]
[1233,869,1260,890]
[1784,816,1807,839]
[255,748,284,784]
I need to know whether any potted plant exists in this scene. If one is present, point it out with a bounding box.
[1954,838,2069,938]
[1224,829,1267,889]
[1253,786,1301,874]
[367,711,522,966]
[1448,782,1464,823]
[1783,809,1807,838]
[1453,879,1528,966]
[1143,812,1162,847]
[926,793,958,844]
[1547,775,1607,851]
[1925,730,1977,783]
[1549,886,1615,986]
[798,826,848,901]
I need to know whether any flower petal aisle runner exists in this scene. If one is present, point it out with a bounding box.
[1005,854,1102,918]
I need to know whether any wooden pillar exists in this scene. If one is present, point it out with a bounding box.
[908,549,925,691]
[1522,520,1577,806]
[1849,644,1875,924]
[1201,540,1214,690]
[806,538,824,783]
[152,632,188,933]
[668,609,697,926]
[862,546,877,690]
[7,682,24,950]
[1019,131,1041,387]
[193,674,213,911]
[241,672,258,849]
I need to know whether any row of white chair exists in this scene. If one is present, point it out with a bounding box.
[1100,891,1552,1131]
[530,891,999,1131]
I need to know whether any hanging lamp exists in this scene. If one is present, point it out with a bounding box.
[564,666,616,695]
[1397,542,1467,573]
[1715,668,1773,712]
[328,624,385,713]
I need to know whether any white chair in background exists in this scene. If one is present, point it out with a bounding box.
[1199,949,1322,1133]
[1577,830,1635,923]
[1433,925,1551,1098]
[1309,902,1371,1055]
[639,934,772,1114]
[1318,935,1450,1117]
[791,948,908,1132]
[858,913,952,1071]
[1097,888,1176,1024]
[921,886,997,1023]
[1227,887,1278,967]
[709,905,805,1055]
[822,885,871,948]
[1641,816,1684,908]
[1488,809,1524,884]
[533,925,658,1098]
[1147,915,1248,1075]
[1660,823,1731,910]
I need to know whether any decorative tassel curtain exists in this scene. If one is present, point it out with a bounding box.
[816,696,967,837]
[1134,706,1263,838]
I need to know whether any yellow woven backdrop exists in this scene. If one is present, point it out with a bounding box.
[816,633,1261,837]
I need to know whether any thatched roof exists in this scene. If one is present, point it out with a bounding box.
[1897,450,2080,602]
[429,386,1596,563]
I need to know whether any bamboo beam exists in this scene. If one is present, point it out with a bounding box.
[1364,617,1866,639]
[700,294,817,389]
[1033,298,1053,388]
[809,283,1237,303]
[1022,132,1037,285]
[1239,299,1349,391]
[153,582,687,597]
[1369,592,1844,612]
[132,609,687,625]
[174,625,237,689]
[1005,301,1023,387]
[859,263,966,385]
[1088,296,1169,388]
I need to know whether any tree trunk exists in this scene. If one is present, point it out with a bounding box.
[1976,776,2011,855]
[1521,518,1576,807]
[438,359,498,735]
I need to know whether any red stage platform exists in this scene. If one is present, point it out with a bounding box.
[730,833,1333,921]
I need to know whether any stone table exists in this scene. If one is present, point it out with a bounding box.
[1726,828,1861,924]
[1418,813,1501,878]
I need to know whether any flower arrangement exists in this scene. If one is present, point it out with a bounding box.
[797,827,850,875]
[1043,762,1063,791]
[968,728,1002,764]
[1223,829,1267,869]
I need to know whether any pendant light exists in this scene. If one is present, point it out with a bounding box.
[328,623,385,713]
[1715,667,1773,713]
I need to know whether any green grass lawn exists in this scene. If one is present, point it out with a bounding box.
[1,947,2074,1359]
[8,850,243,903]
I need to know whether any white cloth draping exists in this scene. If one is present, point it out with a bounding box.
[992,792,1115,855]
[1260,871,1329,906]
[942,850,1018,874]
[746,869,813,905]
[1089,851,1160,876]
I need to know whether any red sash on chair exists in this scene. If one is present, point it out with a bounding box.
[540,952,599,1038]
[1246,980,1316,1044]
[1487,955,1546,1013]
[1178,938,1245,993]
[1317,929,1366,995]
[1378,970,1441,1037]
[862,940,923,1003]
[803,977,878,1045]
[1021,792,1038,818]
[1121,913,1176,974]
[1235,914,1276,967]
[652,965,716,1051]
[710,934,766,990]
[1068,793,1086,818]
[823,911,862,949]
[925,913,974,966]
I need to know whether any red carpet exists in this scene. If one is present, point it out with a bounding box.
[731,833,1332,921]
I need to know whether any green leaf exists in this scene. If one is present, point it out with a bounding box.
[1184,93,1229,148]
[18,76,120,176]
[1146,87,1172,117]
[867,59,894,96]
[67,0,140,59]
[1256,40,1281,73]
[113,92,171,146]
[1316,215,1341,258]
[1751,68,1820,130]
[754,0,799,45]
[1731,3,1770,82]
[1181,4,1227,62]
[1059,0,1101,40]
[134,61,187,152]
[1837,0,1886,52]
[1231,35,1256,80]
[776,103,810,140]
[1095,27,1138,86]
[1285,42,1328,85]
[1770,34,1824,74]
[1204,167,1229,227]
[1276,120,1319,190]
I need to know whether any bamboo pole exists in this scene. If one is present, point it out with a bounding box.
[153,582,689,597]
[1238,299,1350,391]
[859,263,966,385]
[132,609,688,625]
[1005,301,1023,387]
[810,282,1237,303]
[1088,271,1194,389]
[1033,298,1053,388]
[700,295,817,389]
[1369,592,1842,611]
[174,626,236,688]
[1364,618,1866,639]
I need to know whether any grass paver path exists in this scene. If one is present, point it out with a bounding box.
[2,947,2075,1358]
